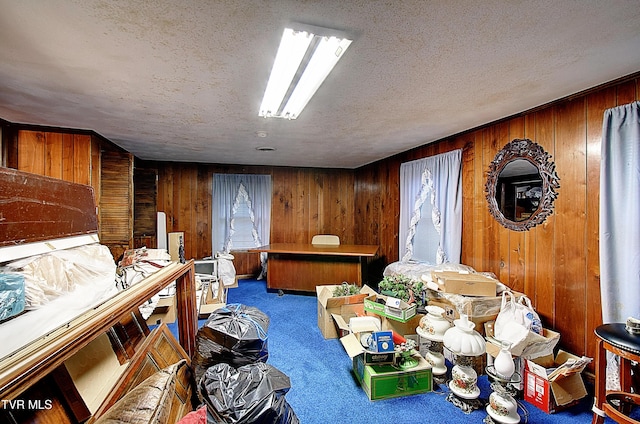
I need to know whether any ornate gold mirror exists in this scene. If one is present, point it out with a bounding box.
[485,138,560,231]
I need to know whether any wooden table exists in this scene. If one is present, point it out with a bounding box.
[249,243,379,292]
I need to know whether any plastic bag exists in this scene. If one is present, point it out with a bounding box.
[193,304,269,383]
[517,294,543,335]
[0,273,26,321]
[200,362,299,424]
[494,291,542,348]
[216,252,237,287]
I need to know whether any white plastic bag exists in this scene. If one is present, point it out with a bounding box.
[494,291,530,347]
[216,252,236,287]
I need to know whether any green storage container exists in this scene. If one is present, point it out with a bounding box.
[353,353,432,400]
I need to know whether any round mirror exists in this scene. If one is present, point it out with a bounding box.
[485,139,560,231]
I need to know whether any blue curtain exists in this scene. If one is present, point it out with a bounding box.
[399,149,462,264]
[600,101,640,325]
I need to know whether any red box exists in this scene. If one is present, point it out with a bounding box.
[523,351,588,414]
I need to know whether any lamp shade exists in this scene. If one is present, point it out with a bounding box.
[443,314,486,356]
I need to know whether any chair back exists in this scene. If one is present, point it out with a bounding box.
[311,234,340,246]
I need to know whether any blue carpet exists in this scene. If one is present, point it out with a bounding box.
[189,279,617,424]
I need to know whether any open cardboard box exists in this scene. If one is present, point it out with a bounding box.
[523,350,589,413]
[364,293,417,322]
[198,276,227,319]
[316,284,377,339]
[513,328,560,358]
[430,270,498,297]
[338,316,397,366]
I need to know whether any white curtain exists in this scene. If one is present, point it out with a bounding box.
[399,149,462,264]
[212,174,271,276]
[600,101,640,325]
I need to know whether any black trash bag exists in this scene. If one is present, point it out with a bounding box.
[194,304,269,383]
[201,362,299,424]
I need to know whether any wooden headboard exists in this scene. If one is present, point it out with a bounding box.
[0,167,98,247]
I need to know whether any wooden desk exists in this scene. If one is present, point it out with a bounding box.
[250,243,378,292]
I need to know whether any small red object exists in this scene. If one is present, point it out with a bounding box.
[392,331,406,345]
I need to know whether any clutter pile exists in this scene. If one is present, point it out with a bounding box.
[193,303,299,423]
[319,267,591,421]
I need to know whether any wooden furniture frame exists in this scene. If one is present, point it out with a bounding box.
[592,324,640,424]
[0,168,198,423]
[250,243,378,292]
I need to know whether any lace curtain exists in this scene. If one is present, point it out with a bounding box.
[212,174,272,277]
[399,149,462,264]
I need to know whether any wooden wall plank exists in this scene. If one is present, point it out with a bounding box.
[73,135,91,185]
[531,106,556,326]
[553,98,588,352]
[507,117,526,293]
[523,114,537,299]
[62,133,74,182]
[45,132,63,179]
[17,131,44,175]
[584,86,616,361]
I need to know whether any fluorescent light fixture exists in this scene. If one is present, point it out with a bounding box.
[259,26,352,119]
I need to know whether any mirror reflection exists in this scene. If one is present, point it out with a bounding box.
[495,159,542,222]
[485,138,560,231]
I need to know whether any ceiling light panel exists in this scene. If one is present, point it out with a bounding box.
[259,26,352,120]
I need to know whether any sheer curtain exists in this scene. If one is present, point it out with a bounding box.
[399,149,462,264]
[212,174,272,277]
[600,101,640,325]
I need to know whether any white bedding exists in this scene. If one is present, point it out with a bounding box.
[0,243,118,360]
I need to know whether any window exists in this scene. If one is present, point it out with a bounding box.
[212,174,272,277]
[399,150,462,264]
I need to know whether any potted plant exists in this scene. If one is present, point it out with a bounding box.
[378,274,424,304]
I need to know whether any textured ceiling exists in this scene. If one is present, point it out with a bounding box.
[0,0,639,169]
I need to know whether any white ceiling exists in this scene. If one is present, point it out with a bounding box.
[0,1,639,169]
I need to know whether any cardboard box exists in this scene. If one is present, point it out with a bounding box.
[353,353,432,400]
[316,284,377,339]
[380,314,423,339]
[168,232,184,262]
[340,331,395,366]
[513,328,560,358]
[523,350,588,413]
[331,304,369,338]
[364,293,417,322]
[146,295,176,325]
[198,276,226,319]
[431,271,498,297]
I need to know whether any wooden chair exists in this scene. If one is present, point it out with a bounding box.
[592,323,640,424]
[311,234,340,246]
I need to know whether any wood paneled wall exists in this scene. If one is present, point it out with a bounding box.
[354,75,640,362]
[139,162,356,277]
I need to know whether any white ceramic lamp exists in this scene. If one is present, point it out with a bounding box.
[416,305,451,375]
[443,314,486,399]
[486,341,521,423]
